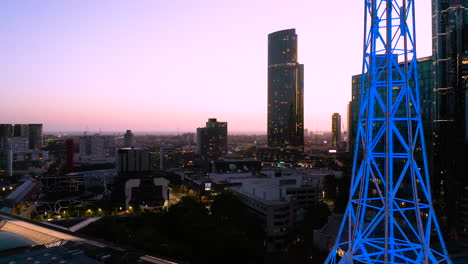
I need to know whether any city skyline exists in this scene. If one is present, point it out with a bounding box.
[1,0,433,133]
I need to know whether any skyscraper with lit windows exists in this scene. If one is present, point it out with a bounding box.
[432,0,467,244]
[267,29,304,149]
[331,113,341,148]
[197,118,227,160]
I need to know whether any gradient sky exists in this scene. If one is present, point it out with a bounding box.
[0,0,433,134]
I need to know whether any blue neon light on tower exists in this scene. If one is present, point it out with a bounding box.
[324,0,452,263]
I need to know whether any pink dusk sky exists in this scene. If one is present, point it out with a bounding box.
[0,0,433,134]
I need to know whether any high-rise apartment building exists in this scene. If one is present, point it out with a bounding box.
[0,124,43,150]
[124,130,135,148]
[196,118,227,160]
[432,0,467,243]
[331,113,341,148]
[267,29,304,149]
[13,124,29,137]
[28,124,43,149]
[0,125,13,138]
[117,147,152,175]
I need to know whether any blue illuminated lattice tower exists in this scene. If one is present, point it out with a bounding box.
[324,0,452,263]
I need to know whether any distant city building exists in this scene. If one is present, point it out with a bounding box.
[28,124,43,149]
[0,124,43,150]
[117,147,153,175]
[267,29,304,149]
[0,124,13,138]
[181,132,196,146]
[196,118,227,160]
[432,0,468,245]
[13,124,29,137]
[331,113,341,148]
[159,145,194,170]
[257,147,304,162]
[65,138,75,172]
[3,137,30,153]
[123,129,135,148]
[0,133,49,177]
[79,134,116,164]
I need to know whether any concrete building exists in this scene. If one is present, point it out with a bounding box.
[79,134,116,164]
[123,129,135,148]
[228,168,333,251]
[28,124,43,149]
[159,145,195,170]
[0,124,13,138]
[124,177,169,210]
[117,148,152,175]
[13,124,29,137]
[3,137,30,153]
[196,118,227,160]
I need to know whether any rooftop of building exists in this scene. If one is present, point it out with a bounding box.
[229,173,319,205]
[268,28,296,37]
[0,212,179,264]
[4,177,37,204]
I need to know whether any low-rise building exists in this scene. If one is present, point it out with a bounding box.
[228,168,333,252]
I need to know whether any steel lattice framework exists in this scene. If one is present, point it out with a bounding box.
[324,0,452,263]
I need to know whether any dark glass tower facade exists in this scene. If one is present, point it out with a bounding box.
[267,29,304,149]
[432,0,467,243]
[349,57,435,158]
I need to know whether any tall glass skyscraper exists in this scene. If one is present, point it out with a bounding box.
[267,29,304,149]
[331,113,341,148]
[432,0,467,243]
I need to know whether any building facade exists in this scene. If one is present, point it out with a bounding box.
[267,29,304,149]
[0,125,13,138]
[123,129,135,148]
[28,124,43,150]
[331,113,341,149]
[349,57,435,158]
[117,148,152,175]
[159,145,194,170]
[79,134,116,163]
[13,124,29,137]
[196,118,227,160]
[432,0,468,244]
[229,171,324,252]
